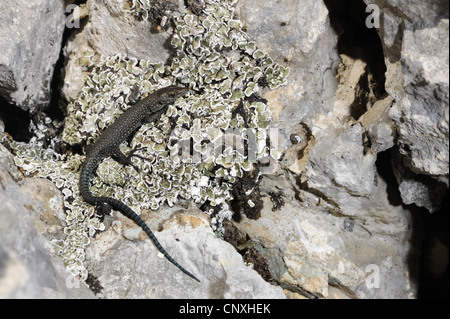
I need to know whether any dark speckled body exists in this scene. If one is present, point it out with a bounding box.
[79,86,200,282]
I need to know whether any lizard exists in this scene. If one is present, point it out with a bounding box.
[79,86,200,282]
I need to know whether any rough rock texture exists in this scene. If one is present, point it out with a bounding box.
[0,0,448,299]
[236,182,415,298]
[62,0,172,102]
[364,0,449,211]
[0,0,65,112]
[391,150,448,213]
[305,123,377,215]
[0,144,95,298]
[87,208,285,298]
[236,0,341,150]
[232,0,445,298]
[87,0,172,61]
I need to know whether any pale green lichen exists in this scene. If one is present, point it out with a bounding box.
[11,140,98,280]
[128,0,152,20]
[11,0,289,280]
[80,49,95,68]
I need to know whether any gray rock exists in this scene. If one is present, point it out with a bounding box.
[358,95,396,154]
[0,196,94,298]
[236,0,340,150]
[0,144,22,183]
[2,0,445,299]
[305,123,377,215]
[234,178,417,298]
[239,0,423,298]
[86,0,172,61]
[87,208,285,299]
[391,19,449,181]
[364,0,449,185]
[392,149,447,212]
[62,0,173,102]
[0,145,95,298]
[0,0,65,111]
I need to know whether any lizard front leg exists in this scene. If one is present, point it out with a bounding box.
[112,147,148,172]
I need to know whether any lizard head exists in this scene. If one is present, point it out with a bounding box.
[154,86,189,105]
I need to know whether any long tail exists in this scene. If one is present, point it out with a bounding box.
[83,192,200,282]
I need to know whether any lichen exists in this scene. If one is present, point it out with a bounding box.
[10,140,99,280]
[10,0,289,280]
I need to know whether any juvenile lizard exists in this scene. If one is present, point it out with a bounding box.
[79,86,200,282]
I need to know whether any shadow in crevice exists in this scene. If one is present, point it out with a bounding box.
[376,148,449,299]
[418,190,449,299]
[375,148,404,207]
[0,96,32,143]
[323,0,387,120]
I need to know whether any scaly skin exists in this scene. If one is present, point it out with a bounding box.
[79,86,200,282]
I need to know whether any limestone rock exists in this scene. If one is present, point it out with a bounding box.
[392,149,447,213]
[0,0,65,111]
[86,0,172,61]
[1,0,447,299]
[235,0,425,298]
[0,194,94,298]
[390,19,449,181]
[234,177,416,298]
[358,95,395,154]
[86,208,285,299]
[364,0,449,186]
[236,0,340,150]
[0,145,95,298]
[62,0,173,102]
[305,123,377,215]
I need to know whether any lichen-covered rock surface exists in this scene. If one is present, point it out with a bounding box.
[7,0,289,297]
[0,144,95,298]
[1,0,448,299]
